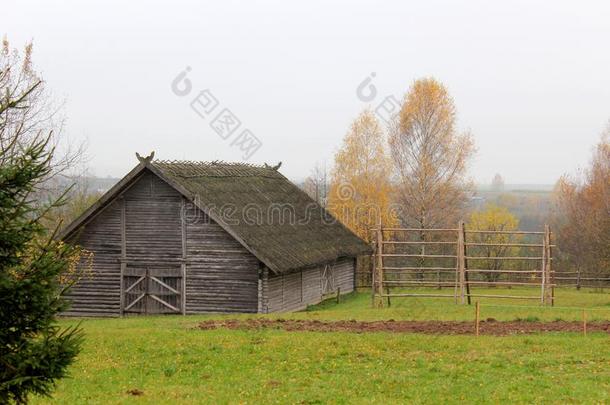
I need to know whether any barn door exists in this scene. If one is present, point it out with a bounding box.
[321,263,335,294]
[122,267,182,315]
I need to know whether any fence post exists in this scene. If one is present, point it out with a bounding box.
[463,221,472,305]
[371,237,376,308]
[548,225,553,305]
[458,220,466,304]
[541,225,547,305]
[376,222,384,308]
[454,233,459,304]
[546,225,553,306]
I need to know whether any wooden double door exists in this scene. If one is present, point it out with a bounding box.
[122,266,184,315]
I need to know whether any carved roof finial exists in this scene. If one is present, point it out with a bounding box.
[264,161,282,171]
[136,151,155,164]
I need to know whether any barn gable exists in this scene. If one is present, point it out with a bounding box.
[64,169,261,316]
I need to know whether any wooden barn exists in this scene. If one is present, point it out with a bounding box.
[60,155,371,317]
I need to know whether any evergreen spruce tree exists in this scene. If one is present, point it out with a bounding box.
[0,138,83,404]
[1,40,83,404]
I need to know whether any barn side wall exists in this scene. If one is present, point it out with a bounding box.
[261,257,355,313]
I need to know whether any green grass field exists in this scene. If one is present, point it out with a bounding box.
[33,288,610,404]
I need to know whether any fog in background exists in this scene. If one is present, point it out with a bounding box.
[4,0,610,184]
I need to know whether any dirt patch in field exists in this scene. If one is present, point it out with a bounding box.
[198,319,610,336]
[126,389,144,396]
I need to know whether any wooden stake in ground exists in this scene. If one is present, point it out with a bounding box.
[475,301,481,336]
[583,309,587,336]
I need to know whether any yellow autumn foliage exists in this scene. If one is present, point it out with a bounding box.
[328,109,397,242]
[389,77,475,229]
[467,204,521,281]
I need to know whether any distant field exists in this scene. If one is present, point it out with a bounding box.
[475,184,554,193]
[33,288,610,404]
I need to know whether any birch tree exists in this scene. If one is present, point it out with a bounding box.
[328,109,396,243]
[389,78,475,230]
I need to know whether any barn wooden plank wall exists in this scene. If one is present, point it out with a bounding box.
[63,201,122,317]
[184,204,260,313]
[123,173,183,314]
[261,257,355,313]
[125,173,182,261]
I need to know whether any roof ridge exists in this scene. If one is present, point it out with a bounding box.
[150,159,285,179]
[153,159,268,169]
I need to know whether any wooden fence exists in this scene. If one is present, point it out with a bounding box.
[370,222,555,306]
[552,271,610,289]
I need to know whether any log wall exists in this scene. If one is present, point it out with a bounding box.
[63,200,122,317]
[124,172,182,261]
[184,205,260,313]
[260,257,355,313]
[65,169,261,316]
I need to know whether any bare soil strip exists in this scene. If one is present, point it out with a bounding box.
[199,319,610,336]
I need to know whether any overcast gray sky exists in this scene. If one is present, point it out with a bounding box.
[4,0,610,184]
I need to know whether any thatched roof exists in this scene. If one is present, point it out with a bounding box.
[61,159,371,274]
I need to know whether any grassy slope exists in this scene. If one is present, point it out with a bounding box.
[34,288,610,404]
